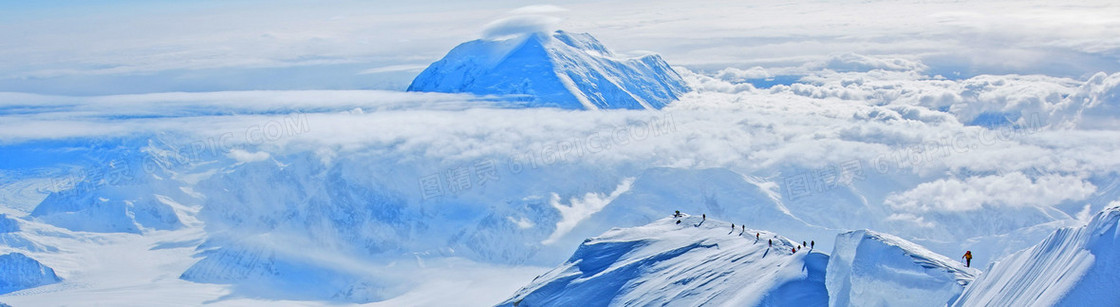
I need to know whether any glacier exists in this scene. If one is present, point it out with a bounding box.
[827,230,978,307]
[498,214,828,307]
[179,238,404,303]
[407,30,690,110]
[954,205,1120,306]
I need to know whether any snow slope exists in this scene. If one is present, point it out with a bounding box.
[0,218,55,253]
[180,235,404,303]
[0,162,544,306]
[827,230,979,307]
[0,215,16,233]
[407,31,690,110]
[953,205,1120,306]
[0,253,61,295]
[498,214,828,307]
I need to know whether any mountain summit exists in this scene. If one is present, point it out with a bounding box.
[407,31,690,110]
[498,214,829,306]
[954,205,1120,306]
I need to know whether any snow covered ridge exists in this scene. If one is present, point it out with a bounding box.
[407,30,690,110]
[827,230,978,307]
[499,214,828,307]
[500,207,1120,307]
[499,215,992,307]
[954,205,1120,306]
[29,169,183,234]
[0,252,61,295]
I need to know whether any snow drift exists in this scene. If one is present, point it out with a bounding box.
[827,230,979,307]
[0,252,61,295]
[953,205,1120,306]
[498,214,828,307]
[407,30,690,110]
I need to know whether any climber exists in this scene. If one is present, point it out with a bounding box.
[792,247,796,253]
[702,214,706,221]
[962,251,973,267]
[803,241,807,247]
[811,240,815,250]
[768,239,772,247]
[756,232,760,240]
[732,223,736,231]
[740,225,745,235]
[676,219,681,224]
[674,210,682,217]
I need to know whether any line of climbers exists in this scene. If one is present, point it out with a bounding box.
[672,211,974,267]
[673,210,814,254]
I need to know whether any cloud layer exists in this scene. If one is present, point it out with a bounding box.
[886,173,1097,212]
[482,15,563,40]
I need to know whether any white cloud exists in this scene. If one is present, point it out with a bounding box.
[885,173,1097,213]
[506,216,535,229]
[714,66,772,82]
[2,67,1117,181]
[5,2,1120,301]
[677,68,756,93]
[2,67,1118,222]
[755,62,1120,129]
[357,64,429,75]
[804,53,928,73]
[3,64,1119,288]
[481,15,562,40]
[227,149,271,163]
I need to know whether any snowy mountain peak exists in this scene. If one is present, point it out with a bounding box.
[828,229,979,307]
[550,30,611,56]
[407,30,690,110]
[499,214,828,306]
[954,205,1120,306]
